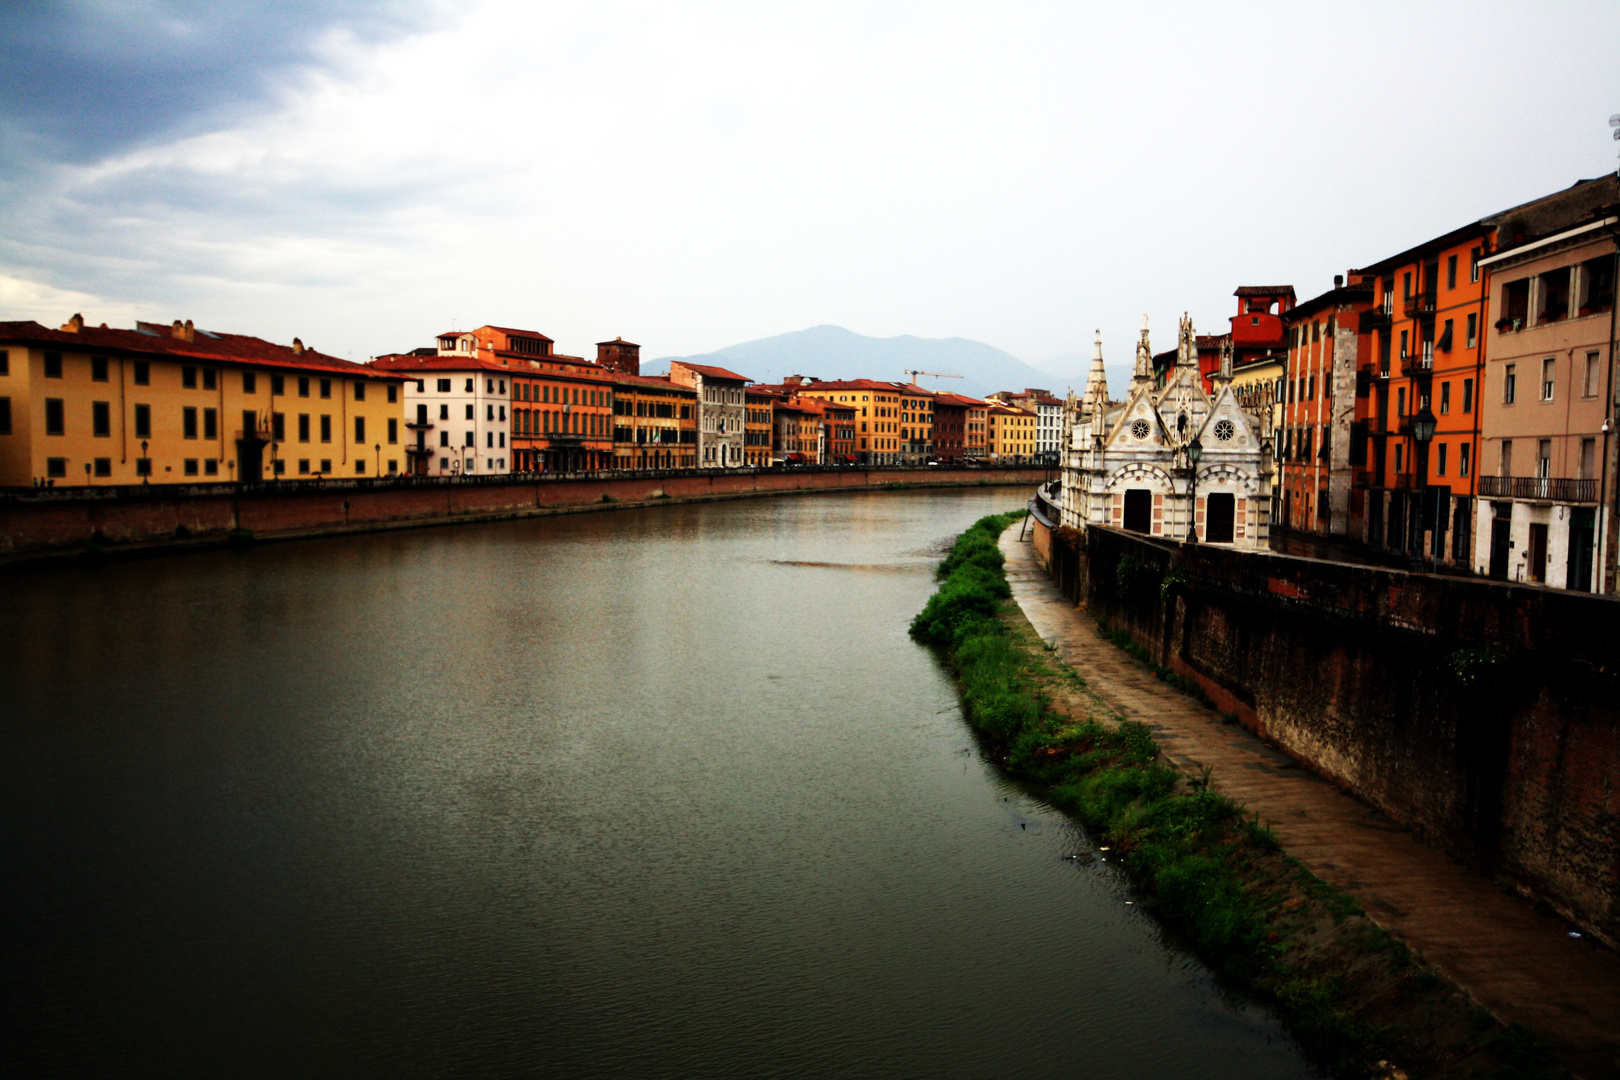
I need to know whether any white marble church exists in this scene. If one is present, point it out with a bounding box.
[1060,315,1274,549]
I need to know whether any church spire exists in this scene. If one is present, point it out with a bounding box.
[1083,330,1109,412]
[1132,315,1153,385]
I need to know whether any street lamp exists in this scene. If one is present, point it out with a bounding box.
[1186,436,1203,542]
[140,439,149,485]
[374,442,381,478]
[1410,406,1437,566]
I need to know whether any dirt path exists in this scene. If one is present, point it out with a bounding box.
[1000,526,1620,1080]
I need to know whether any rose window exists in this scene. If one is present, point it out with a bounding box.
[1213,419,1235,442]
[1131,420,1150,440]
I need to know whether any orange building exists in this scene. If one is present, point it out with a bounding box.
[1277,280,1374,537]
[745,390,775,466]
[609,373,698,470]
[791,378,929,464]
[0,315,407,487]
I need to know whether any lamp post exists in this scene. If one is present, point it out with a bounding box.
[140,439,149,485]
[1410,406,1438,569]
[374,442,381,479]
[1186,436,1203,542]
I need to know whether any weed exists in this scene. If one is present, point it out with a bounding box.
[600,493,618,503]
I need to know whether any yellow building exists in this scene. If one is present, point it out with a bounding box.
[792,378,932,465]
[609,373,698,469]
[0,316,407,487]
[985,404,1037,461]
[1229,353,1285,451]
[745,390,775,467]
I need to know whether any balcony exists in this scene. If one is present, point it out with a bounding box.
[1403,294,1437,319]
[405,419,435,430]
[1358,308,1393,333]
[1399,354,1434,378]
[1477,475,1598,503]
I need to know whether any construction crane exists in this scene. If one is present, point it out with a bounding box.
[901,369,963,383]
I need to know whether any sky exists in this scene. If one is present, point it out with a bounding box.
[2,0,1617,381]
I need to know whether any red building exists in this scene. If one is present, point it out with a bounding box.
[932,392,988,461]
[1154,286,1295,393]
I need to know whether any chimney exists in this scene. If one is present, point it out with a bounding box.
[170,319,195,343]
[783,374,803,388]
[1333,274,1344,288]
[292,337,305,355]
[61,313,84,333]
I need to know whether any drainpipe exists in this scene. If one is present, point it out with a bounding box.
[1602,223,1620,593]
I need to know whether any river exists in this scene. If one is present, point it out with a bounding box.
[2,489,1315,1078]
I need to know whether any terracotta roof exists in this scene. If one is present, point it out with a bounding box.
[986,403,1034,416]
[371,353,528,375]
[609,372,696,393]
[933,393,988,408]
[596,337,639,347]
[477,325,554,342]
[1283,285,1374,322]
[794,378,910,393]
[1233,286,1297,298]
[669,360,751,382]
[0,319,405,379]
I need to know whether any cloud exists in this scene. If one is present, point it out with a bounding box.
[0,273,139,327]
[0,0,436,167]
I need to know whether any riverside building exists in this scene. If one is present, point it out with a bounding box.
[0,316,406,486]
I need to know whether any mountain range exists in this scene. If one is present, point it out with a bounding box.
[651,325,1095,402]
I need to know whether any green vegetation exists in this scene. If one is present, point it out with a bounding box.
[1095,618,1218,710]
[912,514,1560,1080]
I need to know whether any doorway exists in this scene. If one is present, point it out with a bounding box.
[1526,522,1548,583]
[1488,504,1511,579]
[1123,489,1152,534]
[1205,493,1235,543]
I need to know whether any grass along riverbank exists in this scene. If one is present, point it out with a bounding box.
[911,513,1563,1080]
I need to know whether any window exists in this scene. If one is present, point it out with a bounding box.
[1503,365,1516,404]
[184,458,198,476]
[1307,374,1315,400]
[45,398,64,435]
[1446,254,1457,289]
[274,460,287,476]
[204,459,217,476]
[135,458,151,477]
[355,416,365,444]
[47,457,66,478]
[298,377,310,397]
[354,381,365,401]
[1439,382,1450,415]
[1436,443,1447,476]
[92,356,108,381]
[487,404,494,421]
[203,408,216,439]
[1581,254,1615,314]
[439,431,449,447]
[134,361,150,385]
[1397,387,1406,417]
[319,379,331,399]
[465,378,473,393]
[298,414,311,442]
[1470,247,1481,283]
[386,384,397,403]
[1580,437,1596,480]
[1403,271,1412,299]
[244,372,257,394]
[0,397,9,434]
[44,352,65,378]
[465,404,474,420]
[1501,279,1529,329]
[499,380,506,394]
[1539,267,1570,323]
[182,365,197,388]
[355,459,365,474]
[1466,313,1477,349]
[93,401,110,436]
[94,458,110,477]
[320,458,331,473]
[1500,440,1513,476]
[299,459,311,474]
[202,368,216,390]
[464,431,475,447]
[439,404,448,420]
[320,415,331,442]
[1537,439,1551,479]
[387,418,397,444]
[437,378,452,393]
[182,406,197,438]
[1395,443,1404,474]
[270,374,283,395]
[272,412,285,441]
[1584,352,1601,398]
[1459,443,1471,477]
[0,349,7,375]
[1399,330,1408,358]
[134,404,151,438]
[1541,357,1555,401]
[387,459,398,474]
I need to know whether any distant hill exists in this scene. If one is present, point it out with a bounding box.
[651,325,1069,402]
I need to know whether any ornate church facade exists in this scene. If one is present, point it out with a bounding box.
[1061,315,1274,549]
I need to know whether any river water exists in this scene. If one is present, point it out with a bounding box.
[3,490,1314,1078]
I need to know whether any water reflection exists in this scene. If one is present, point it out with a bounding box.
[2,490,1315,1078]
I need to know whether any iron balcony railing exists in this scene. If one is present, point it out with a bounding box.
[1403,294,1437,319]
[1477,475,1598,502]
[1358,307,1393,333]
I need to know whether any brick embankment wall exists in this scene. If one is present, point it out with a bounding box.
[1044,524,1620,948]
[0,467,1048,560]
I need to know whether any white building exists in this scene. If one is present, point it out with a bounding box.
[669,360,749,467]
[370,352,513,476]
[1061,316,1274,549]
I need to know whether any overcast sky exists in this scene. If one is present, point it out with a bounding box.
[2,1,1617,379]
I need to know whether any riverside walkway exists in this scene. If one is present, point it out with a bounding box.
[1000,527,1620,1080]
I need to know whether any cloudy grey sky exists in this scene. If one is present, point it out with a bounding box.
[2,0,1616,378]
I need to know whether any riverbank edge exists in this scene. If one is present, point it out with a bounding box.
[0,475,1032,573]
[911,513,1563,1080]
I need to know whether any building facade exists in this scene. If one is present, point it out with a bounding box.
[987,389,1063,462]
[0,316,406,487]
[668,361,749,468]
[1473,198,1616,589]
[985,404,1037,461]
[610,374,697,469]
[1062,318,1273,550]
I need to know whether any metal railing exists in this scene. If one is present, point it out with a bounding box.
[1477,475,1598,502]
